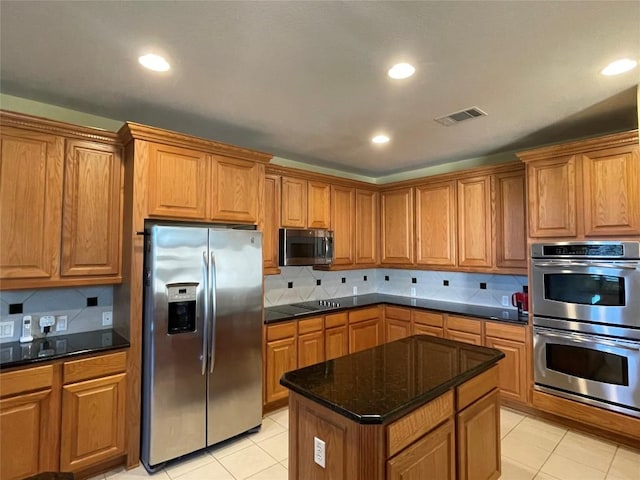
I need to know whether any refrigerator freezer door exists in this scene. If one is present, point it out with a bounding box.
[142,225,208,468]
[207,229,263,445]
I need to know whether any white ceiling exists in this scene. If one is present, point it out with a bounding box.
[1,1,638,176]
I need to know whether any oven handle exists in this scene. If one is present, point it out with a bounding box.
[536,329,640,351]
[533,261,638,270]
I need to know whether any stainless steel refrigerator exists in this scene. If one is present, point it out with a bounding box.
[141,222,263,472]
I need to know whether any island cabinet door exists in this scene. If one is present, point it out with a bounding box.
[456,389,500,480]
[387,419,456,480]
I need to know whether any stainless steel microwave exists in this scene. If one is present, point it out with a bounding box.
[279,228,333,266]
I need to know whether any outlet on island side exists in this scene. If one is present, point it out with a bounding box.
[314,436,326,468]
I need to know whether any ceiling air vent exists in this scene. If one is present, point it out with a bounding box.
[434,107,487,126]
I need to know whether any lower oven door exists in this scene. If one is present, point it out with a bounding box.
[534,326,640,417]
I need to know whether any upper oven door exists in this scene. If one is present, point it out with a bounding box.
[531,259,640,327]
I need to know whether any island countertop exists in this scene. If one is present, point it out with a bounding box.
[280,334,505,424]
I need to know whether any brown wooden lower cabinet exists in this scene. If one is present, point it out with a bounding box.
[385,318,412,342]
[349,318,382,352]
[288,366,500,480]
[60,372,127,471]
[265,336,297,404]
[298,331,325,368]
[325,325,348,360]
[387,419,456,480]
[0,350,128,479]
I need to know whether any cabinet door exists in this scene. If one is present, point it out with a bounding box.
[349,318,382,353]
[381,188,414,265]
[0,127,64,282]
[147,143,208,219]
[582,145,640,236]
[263,174,281,273]
[0,389,57,480]
[210,155,263,223]
[386,318,412,342]
[355,189,379,265]
[387,419,455,480]
[298,331,325,368]
[457,176,492,267]
[308,181,331,229]
[281,177,307,227]
[61,140,122,278]
[494,171,526,270]
[527,156,577,237]
[60,373,126,472]
[265,337,297,404]
[415,181,456,266]
[457,389,500,480]
[331,185,355,265]
[325,326,349,360]
[485,336,527,404]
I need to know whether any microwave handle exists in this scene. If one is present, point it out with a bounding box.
[536,329,640,351]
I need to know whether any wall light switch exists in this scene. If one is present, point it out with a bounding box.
[0,321,14,339]
[56,315,68,332]
[102,311,113,327]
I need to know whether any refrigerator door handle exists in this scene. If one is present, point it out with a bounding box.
[201,251,209,375]
[210,250,217,374]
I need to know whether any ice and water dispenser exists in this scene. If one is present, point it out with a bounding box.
[166,284,198,334]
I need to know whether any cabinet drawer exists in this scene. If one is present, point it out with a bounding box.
[324,312,347,329]
[266,321,296,341]
[447,315,481,334]
[298,316,323,335]
[385,306,411,321]
[63,351,127,384]
[0,365,54,397]
[349,307,379,324]
[413,310,444,328]
[485,321,526,342]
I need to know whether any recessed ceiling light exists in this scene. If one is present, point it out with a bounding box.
[600,58,637,76]
[388,63,415,80]
[138,53,170,72]
[371,134,390,144]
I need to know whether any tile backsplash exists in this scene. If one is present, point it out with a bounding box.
[0,286,113,343]
[265,267,527,309]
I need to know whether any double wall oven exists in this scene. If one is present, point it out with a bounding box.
[531,241,640,418]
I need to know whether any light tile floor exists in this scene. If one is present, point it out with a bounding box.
[91,407,639,480]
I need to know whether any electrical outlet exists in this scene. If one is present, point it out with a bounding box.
[314,437,326,468]
[410,287,416,297]
[353,286,358,296]
[502,296,510,307]
[39,315,55,332]
[0,321,14,338]
[56,315,68,332]
[102,311,113,327]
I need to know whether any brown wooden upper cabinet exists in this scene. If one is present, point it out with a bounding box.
[331,185,355,265]
[415,181,457,267]
[0,112,123,290]
[262,174,281,274]
[494,171,527,269]
[281,176,330,229]
[355,189,379,266]
[518,130,639,239]
[147,144,264,224]
[381,187,414,265]
[457,175,492,268]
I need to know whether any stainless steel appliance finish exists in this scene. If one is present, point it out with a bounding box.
[533,319,640,418]
[278,228,333,266]
[141,223,263,471]
[531,241,640,327]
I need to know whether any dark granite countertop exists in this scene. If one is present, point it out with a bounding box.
[265,293,527,325]
[0,329,130,369]
[281,334,504,424]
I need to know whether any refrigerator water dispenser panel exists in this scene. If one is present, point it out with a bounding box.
[167,284,198,334]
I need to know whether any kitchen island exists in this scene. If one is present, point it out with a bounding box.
[280,335,505,480]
